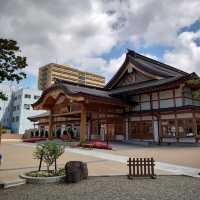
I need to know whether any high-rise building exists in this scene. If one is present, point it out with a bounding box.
[38,63,105,90]
[0,85,44,134]
[0,84,15,128]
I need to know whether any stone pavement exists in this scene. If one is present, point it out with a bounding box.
[0,141,200,184]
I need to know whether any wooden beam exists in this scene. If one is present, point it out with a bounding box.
[52,111,81,117]
[80,104,87,144]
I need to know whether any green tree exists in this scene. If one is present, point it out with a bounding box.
[33,141,65,174]
[0,38,27,100]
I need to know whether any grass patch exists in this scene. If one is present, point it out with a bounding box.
[26,169,65,177]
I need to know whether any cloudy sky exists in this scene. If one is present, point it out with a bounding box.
[1,0,200,88]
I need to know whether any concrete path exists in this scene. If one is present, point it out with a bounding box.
[65,147,200,178]
[10,142,200,177]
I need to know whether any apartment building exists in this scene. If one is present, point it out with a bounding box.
[0,85,44,134]
[0,84,15,128]
[38,63,105,90]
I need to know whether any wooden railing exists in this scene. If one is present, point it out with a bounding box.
[127,157,156,179]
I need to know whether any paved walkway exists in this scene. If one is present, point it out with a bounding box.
[13,142,200,177]
[0,142,200,184]
[64,147,200,178]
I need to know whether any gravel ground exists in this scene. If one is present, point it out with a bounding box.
[0,176,200,200]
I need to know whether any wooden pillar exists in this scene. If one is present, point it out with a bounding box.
[48,110,53,140]
[192,111,198,143]
[106,113,109,143]
[173,89,179,142]
[125,118,129,141]
[89,114,93,141]
[80,104,87,144]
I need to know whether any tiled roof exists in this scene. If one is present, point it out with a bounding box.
[62,83,111,99]
[28,111,49,121]
[109,74,196,96]
[106,49,188,89]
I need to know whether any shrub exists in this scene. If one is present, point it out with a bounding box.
[45,130,48,138]
[40,130,44,137]
[35,130,39,137]
[63,130,68,135]
[33,141,65,174]
[31,131,34,137]
[56,128,61,138]
[52,130,55,137]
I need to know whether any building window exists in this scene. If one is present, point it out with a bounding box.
[24,104,30,110]
[161,120,176,137]
[16,116,19,122]
[17,105,20,110]
[178,119,194,137]
[129,121,153,139]
[24,94,31,98]
[0,107,1,110]
[34,95,40,100]
[12,117,15,122]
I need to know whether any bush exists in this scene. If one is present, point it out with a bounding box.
[45,130,48,138]
[63,130,68,135]
[33,141,65,175]
[52,130,55,137]
[40,130,44,137]
[56,128,61,138]
[31,131,34,137]
[35,130,39,137]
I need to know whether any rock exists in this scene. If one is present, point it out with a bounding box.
[65,161,88,183]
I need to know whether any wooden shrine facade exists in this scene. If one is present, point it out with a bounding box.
[30,50,200,143]
[31,84,126,143]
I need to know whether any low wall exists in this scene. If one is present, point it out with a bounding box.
[1,133,22,142]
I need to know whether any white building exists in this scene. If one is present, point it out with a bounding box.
[0,85,44,134]
[0,84,15,128]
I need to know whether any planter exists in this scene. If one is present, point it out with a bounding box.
[20,172,65,184]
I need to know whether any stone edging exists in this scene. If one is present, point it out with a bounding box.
[20,173,65,184]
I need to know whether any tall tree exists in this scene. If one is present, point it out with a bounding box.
[0,38,27,100]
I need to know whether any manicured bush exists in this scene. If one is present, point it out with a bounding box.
[33,141,65,174]
[52,130,56,137]
[35,130,39,137]
[45,130,48,138]
[40,130,44,137]
[63,130,68,135]
[31,131,34,137]
[56,128,61,138]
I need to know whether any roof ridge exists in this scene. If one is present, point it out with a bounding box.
[127,49,188,75]
[112,79,158,90]
[55,79,105,90]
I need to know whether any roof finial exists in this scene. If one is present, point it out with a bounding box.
[127,49,136,57]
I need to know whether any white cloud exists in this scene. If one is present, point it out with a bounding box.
[71,53,126,82]
[0,0,200,83]
[164,31,200,74]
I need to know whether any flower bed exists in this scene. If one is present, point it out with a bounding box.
[23,137,47,143]
[26,169,65,177]
[80,140,112,150]
[20,169,65,184]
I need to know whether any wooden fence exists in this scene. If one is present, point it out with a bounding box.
[127,157,156,179]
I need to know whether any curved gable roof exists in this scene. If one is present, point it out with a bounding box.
[32,82,125,109]
[105,49,189,89]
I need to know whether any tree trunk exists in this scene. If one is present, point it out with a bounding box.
[54,158,57,173]
[38,155,43,171]
[47,164,50,175]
